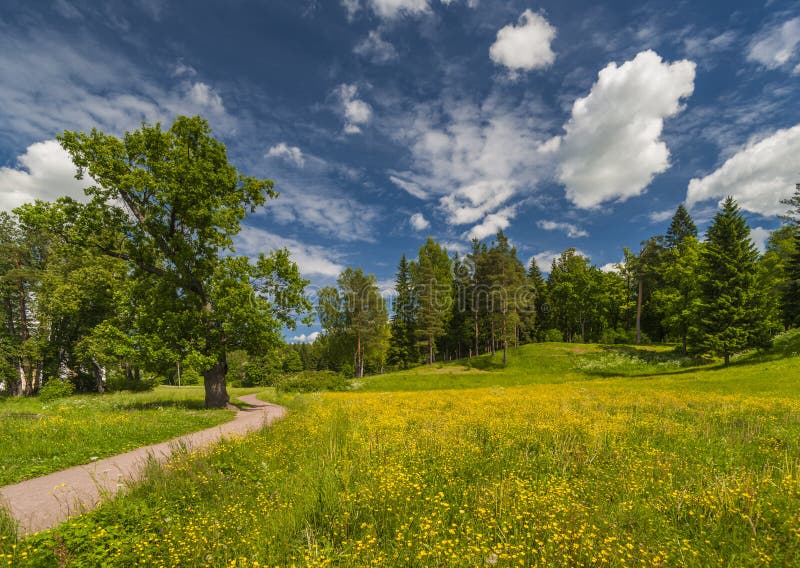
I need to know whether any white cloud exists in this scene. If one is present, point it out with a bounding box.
[536,220,588,238]
[410,212,430,231]
[648,209,674,223]
[489,9,556,72]
[354,30,398,63]
[344,0,430,19]
[439,180,515,226]
[465,206,515,240]
[265,180,380,242]
[187,82,225,113]
[235,225,344,277]
[530,249,588,273]
[342,0,475,19]
[686,124,800,217]
[266,142,305,166]
[0,140,94,211]
[290,332,320,343]
[747,17,800,70]
[386,94,552,237]
[600,261,622,273]
[557,50,696,208]
[337,84,372,134]
[389,175,428,199]
[750,227,772,254]
[0,29,235,142]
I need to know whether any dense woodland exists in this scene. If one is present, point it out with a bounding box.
[288,194,800,376]
[1,115,799,402]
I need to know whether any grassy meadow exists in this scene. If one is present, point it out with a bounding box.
[3,334,800,566]
[0,387,265,486]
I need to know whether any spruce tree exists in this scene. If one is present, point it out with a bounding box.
[411,239,453,365]
[693,197,770,364]
[665,204,698,249]
[780,184,800,327]
[388,254,416,368]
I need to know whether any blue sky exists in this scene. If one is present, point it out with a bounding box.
[1,0,799,341]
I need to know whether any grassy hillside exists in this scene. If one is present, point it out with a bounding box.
[3,333,800,566]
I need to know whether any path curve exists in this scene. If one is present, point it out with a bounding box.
[0,394,285,536]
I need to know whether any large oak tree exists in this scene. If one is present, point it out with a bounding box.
[58,116,311,407]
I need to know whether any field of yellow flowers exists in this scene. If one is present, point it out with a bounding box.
[3,335,800,566]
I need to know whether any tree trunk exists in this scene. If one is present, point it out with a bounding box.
[428,334,433,365]
[91,359,105,394]
[203,357,229,408]
[724,353,730,366]
[682,333,687,355]
[490,321,495,355]
[636,276,643,345]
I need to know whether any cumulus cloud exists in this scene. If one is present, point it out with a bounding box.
[600,261,622,273]
[290,332,320,343]
[747,17,800,71]
[466,206,515,240]
[557,50,696,209]
[648,209,674,223]
[489,9,556,73]
[343,0,430,20]
[337,84,372,134]
[386,93,552,238]
[536,220,588,238]
[410,212,430,231]
[187,82,224,113]
[530,249,588,273]
[354,30,398,63]
[266,142,305,166]
[235,225,344,277]
[686,124,800,217]
[750,227,772,254]
[0,140,94,211]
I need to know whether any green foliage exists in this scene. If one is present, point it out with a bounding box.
[55,116,310,407]
[692,197,776,363]
[544,328,563,342]
[388,254,417,369]
[411,238,453,364]
[274,371,350,393]
[37,379,75,401]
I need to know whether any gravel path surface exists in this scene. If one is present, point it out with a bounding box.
[0,394,285,536]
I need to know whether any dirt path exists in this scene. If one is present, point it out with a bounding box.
[0,394,285,536]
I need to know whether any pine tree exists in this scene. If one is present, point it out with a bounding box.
[521,259,547,341]
[411,238,453,365]
[692,197,771,364]
[780,184,800,327]
[485,231,526,365]
[665,204,698,249]
[388,254,416,368]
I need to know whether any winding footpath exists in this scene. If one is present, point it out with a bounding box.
[0,394,286,536]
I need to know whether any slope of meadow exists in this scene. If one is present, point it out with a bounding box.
[3,334,800,566]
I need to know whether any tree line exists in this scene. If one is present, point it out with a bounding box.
[2,114,798,400]
[302,192,799,374]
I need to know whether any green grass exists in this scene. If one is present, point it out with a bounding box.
[3,333,800,566]
[0,386,261,486]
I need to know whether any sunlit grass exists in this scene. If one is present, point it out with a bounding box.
[0,386,261,485]
[4,332,800,566]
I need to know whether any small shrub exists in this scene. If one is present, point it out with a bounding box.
[544,329,563,342]
[38,379,75,401]
[105,371,160,392]
[275,371,350,393]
